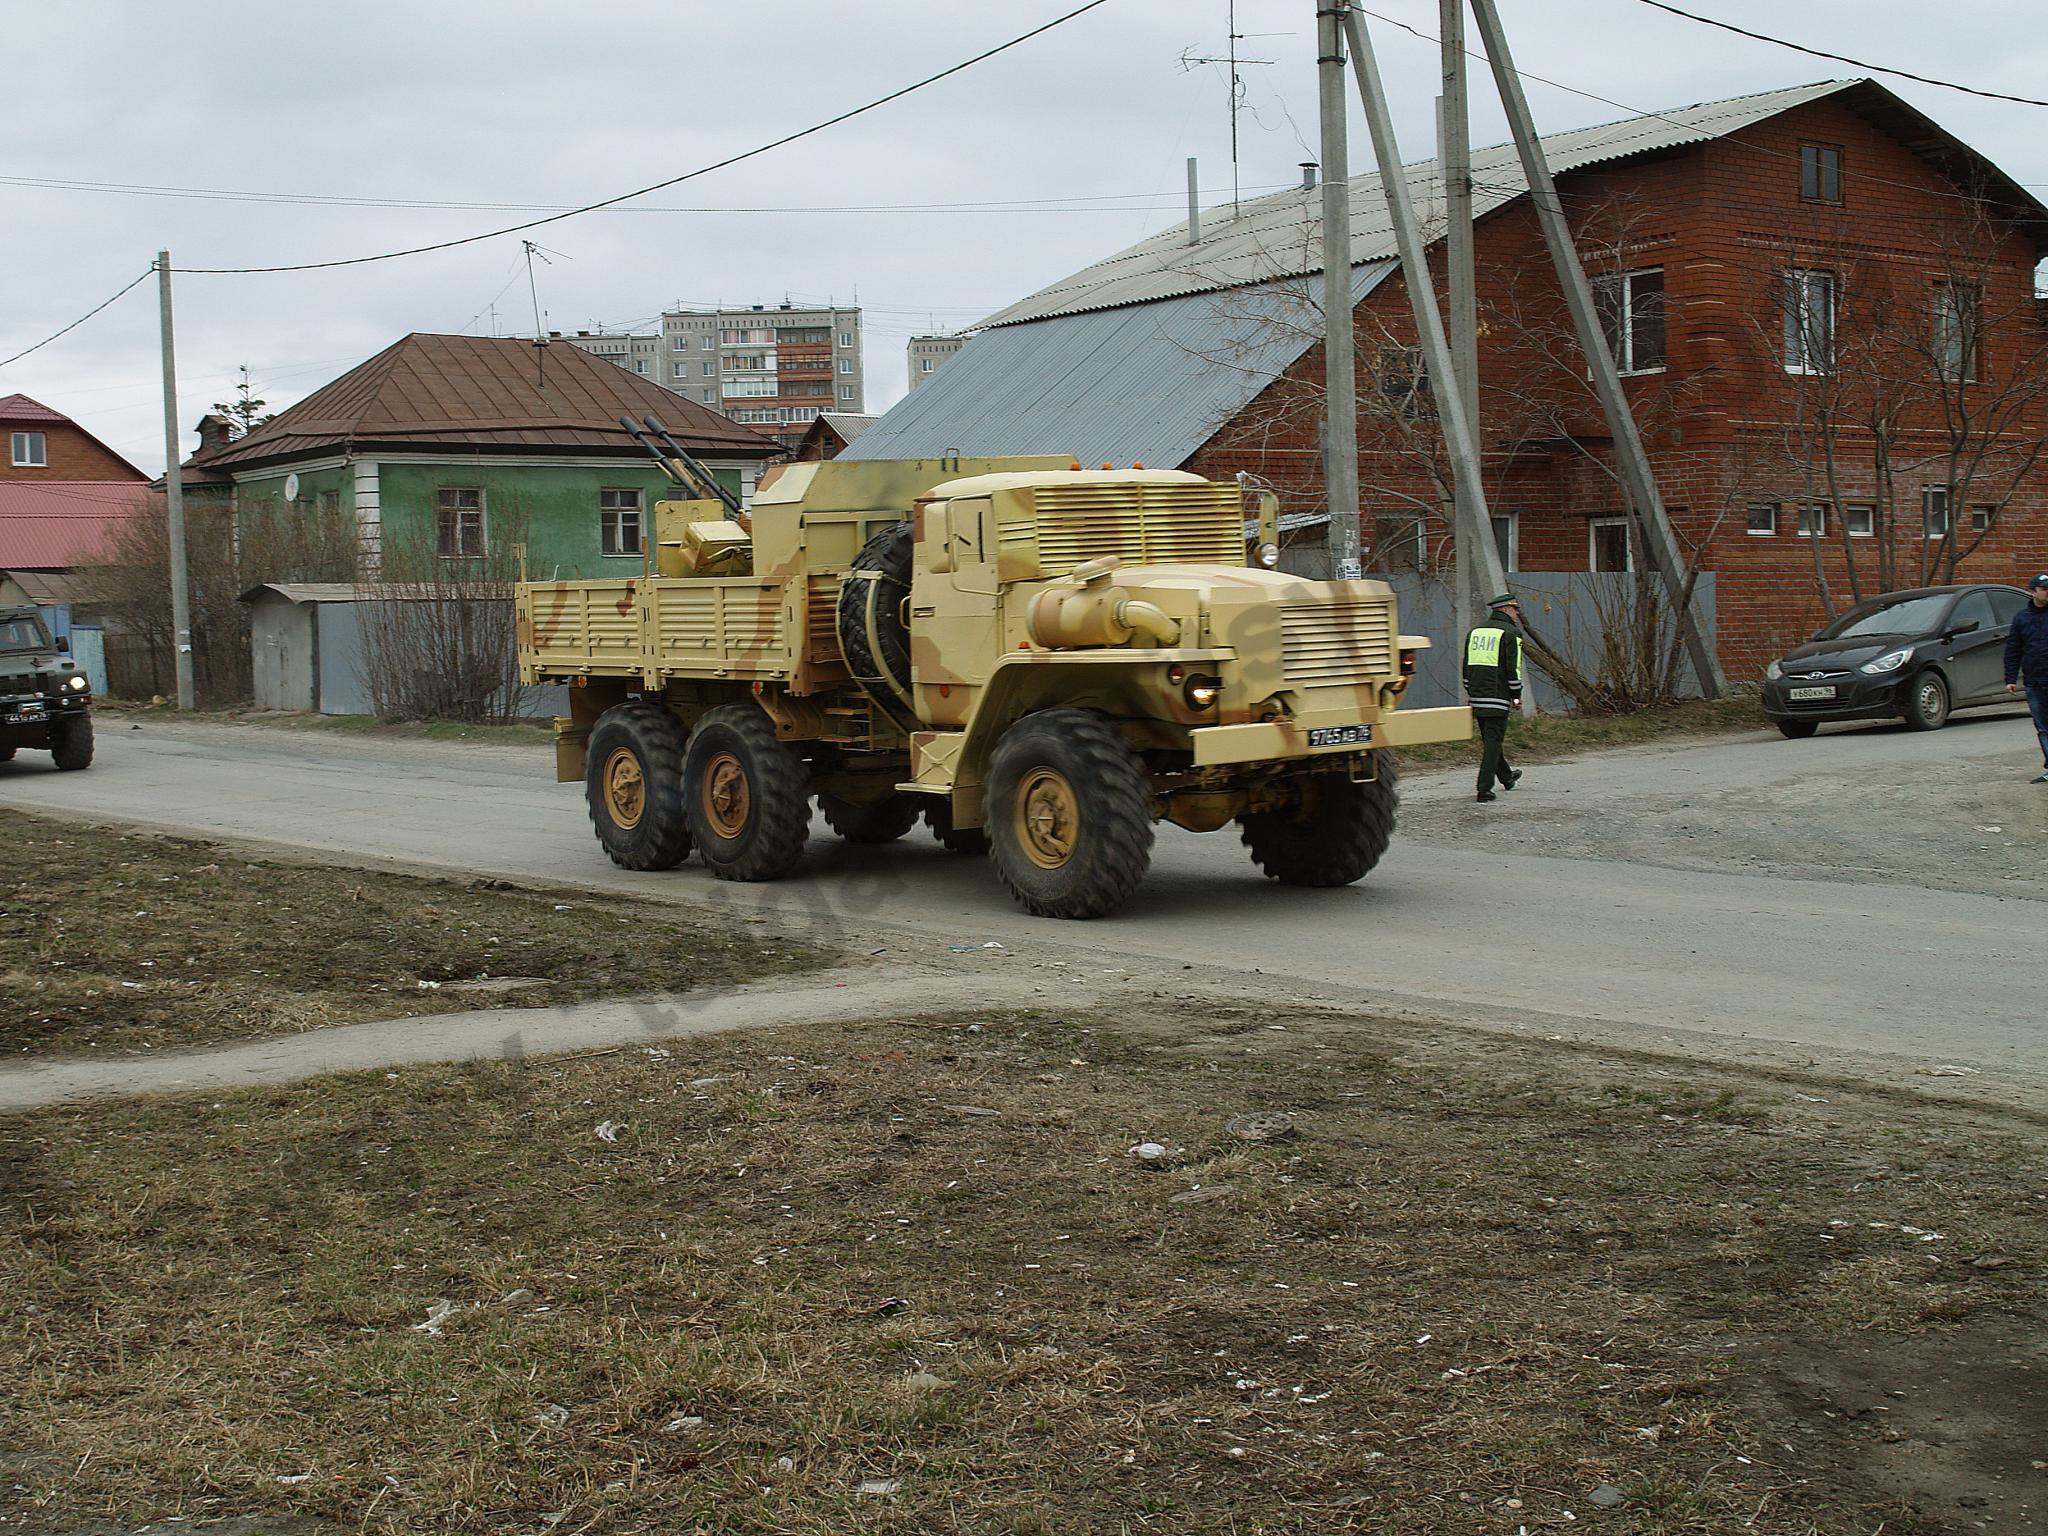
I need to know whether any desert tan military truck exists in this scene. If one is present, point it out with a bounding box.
[516,443,1470,919]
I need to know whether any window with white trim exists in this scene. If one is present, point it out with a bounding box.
[837,356,853,374]
[599,488,642,557]
[9,431,46,467]
[671,335,689,351]
[1845,504,1875,538]
[1922,486,1950,539]
[1589,517,1631,572]
[436,487,484,559]
[838,384,855,402]
[1933,282,1979,383]
[838,331,853,347]
[1970,504,1993,533]
[672,362,687,380]
[1795,505,1827,538]
[1746,503,1777,536]
[1783,269,1837,374]
[1490,512,1518,572]
[1593,267,1666,373]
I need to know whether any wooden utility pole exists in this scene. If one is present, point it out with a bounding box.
[1337,9,1508,605]
[1464,0,1728,697]
[156,250,195,711]
[1316,0,1362,579]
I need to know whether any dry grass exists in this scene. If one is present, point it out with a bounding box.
[0,811,810,1058]
[3,1005,2038,1534]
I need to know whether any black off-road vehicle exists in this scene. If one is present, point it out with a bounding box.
[0,605,93,770]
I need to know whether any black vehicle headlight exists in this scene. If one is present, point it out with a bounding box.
[64,674,87,692]
[1183,674,1222,709]
[1859,648,1913,676]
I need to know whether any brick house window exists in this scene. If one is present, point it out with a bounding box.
[1376,345,1430,417]
[1795,505,1827,538]
[1589,517,1631,572]
[436,487,484,559]
[1933,282,1979,383]
[599,488,643,557]
[1970,505,1994,533]
[1845,504,1875,538]
[1490,511,1518,571]
[9,431,46,467]
[1373,514,1427,572]
[1746,503,1777,536]
[1594,267,1665,373]
[1921,487,1949,539]
[1800,144,1842,203]
[1783,269,1837,373]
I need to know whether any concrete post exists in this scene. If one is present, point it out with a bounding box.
[156,251,195,711]
[1316,0,1362,580]
[1441,0,1484,650]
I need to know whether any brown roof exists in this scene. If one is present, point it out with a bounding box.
[188,333,778,471]
[0,394,149,479]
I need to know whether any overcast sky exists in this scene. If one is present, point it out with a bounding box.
[3,0,2044,476]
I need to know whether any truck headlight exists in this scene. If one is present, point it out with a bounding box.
[1859,648,1913,676]
[1255,541,1280,570]
[65,674,87,692]
[1184,675,1221,709]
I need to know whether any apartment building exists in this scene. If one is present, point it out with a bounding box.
[906,333,966,390]
[551,330,663,383]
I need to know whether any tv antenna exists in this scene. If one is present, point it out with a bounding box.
[1178,0,1280,218]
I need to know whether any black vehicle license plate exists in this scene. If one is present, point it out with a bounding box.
[1307,723,1372,748]
[1788,685,1836,701]
[6,702,45,723]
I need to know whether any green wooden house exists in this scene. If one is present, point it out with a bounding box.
[183,333,779,579]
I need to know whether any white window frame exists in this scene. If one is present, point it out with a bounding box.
[1783,268,1837,375]
[599,488,643,558]
[1969,505,1993,534]
[436,486,486,560]
[837,356,854,374]
[838,384,856,402]
[1489,511,1518,572]
[1933,282,1979,384]
[1595,266,1666,375]
[838,331,853,347]
[1745,503,1777,537]
[1795,504,1827,538]
[672,362,687,380]
[1845,504,1875,538]
[1922,486,1950,540]
[1588,517,1632,573]
[671,335,688,351]
[9,430,47,467]
[702,389,718,404]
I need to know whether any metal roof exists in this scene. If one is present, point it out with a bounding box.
[239,582,487,604]
[819,413,877,441]
[981,79,2048,327]
[0,482,148,567]
[842,264,1390,469]
[190,333,780,472]
[0,394,70,424]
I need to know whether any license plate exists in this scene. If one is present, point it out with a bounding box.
[1307,723,1372,748]
[1788,686,1836,701]
[7,704,44,723]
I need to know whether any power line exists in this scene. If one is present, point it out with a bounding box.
[0,267,154,371]
[170,0,1117,276]
[1631,1,2048,109]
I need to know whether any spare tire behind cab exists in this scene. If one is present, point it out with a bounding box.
[836,522,915,727]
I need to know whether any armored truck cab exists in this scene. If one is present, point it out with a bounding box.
[517,458,1469,918]
[0,605,93,771]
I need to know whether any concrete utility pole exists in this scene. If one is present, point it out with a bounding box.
[1338,9,1508,605]
[1463,0,1728,697]
[1439,0,1484,649]
[1315,0,1362,580]
[156,250,195,711]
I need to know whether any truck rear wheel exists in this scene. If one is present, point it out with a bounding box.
[818,791,920,844]
[922,799,989,856]
[50,714,93,772]
[686,704,811,882]
[585,703,691,870]
[987,709,1152,919]
[1239,751,1399,887]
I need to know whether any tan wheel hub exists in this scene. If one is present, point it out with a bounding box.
[1015,765,1080,870]
[702,750,752,839]
[602,747,645,830]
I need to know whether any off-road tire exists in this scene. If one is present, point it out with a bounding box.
[987,709,1153,919]
[1239,751,1399,887]
[836,522,916,727]
[1904,669,1950,731]
[818,791,920,844]
[0,745,15,764]
[1776,718,1818,740]
[685,703,812,881]
[585,703,691,870]
[922,799,989,857]
[49,714,93,772]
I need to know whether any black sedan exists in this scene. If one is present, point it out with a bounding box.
[1761,583,2030,737]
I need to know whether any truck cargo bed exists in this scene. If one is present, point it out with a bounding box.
[519,576,798,684]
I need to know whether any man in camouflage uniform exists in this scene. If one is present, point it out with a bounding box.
[1464,593,1525,804]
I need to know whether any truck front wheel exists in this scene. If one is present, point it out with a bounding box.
[1239,752,1399,887]
[50,714,94,772]
[987,710,1153,919]
[585,703,691,870]
[686,704,812,881]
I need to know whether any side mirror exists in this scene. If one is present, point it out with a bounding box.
[1945,620,1980,639]
[56,634,70,653]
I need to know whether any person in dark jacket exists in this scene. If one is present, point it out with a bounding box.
[1464,593,1526,803]
[2004,572,2048,783]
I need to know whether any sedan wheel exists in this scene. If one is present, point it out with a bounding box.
[1776,719,1818,740]
[1905,669,1950,732]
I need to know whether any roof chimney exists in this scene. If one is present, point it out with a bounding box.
[195,413,235,454]
[1300,162,1319,191]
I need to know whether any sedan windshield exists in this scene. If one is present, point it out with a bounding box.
[1818,594,1952,641]
[0,617,51,652]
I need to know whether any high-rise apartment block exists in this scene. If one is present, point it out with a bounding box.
[906,333,965,390]
[558,302,864,456]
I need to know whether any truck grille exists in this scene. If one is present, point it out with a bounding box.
[1280,599,1395,684]
[1023,482,1243,573]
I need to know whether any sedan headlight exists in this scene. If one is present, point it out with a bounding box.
[1859,647,1914,676]
[64,674,87,692]
[1764,659,1783,681]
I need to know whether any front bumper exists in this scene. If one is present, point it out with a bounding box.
[1191,704,1472,766]
[1760,673,1907,723]
[0,696,86,747]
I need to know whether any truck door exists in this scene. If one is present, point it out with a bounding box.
[909,496,999,728]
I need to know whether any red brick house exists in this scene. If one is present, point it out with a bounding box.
[0,395,150,606]
[852,80,2048,677]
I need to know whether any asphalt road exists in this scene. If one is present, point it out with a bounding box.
[3,709,2041,1106]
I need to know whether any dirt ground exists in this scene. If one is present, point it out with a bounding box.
[3,1001,2041,1536]
[1401,724,2048,901]
[0,812,813,1059]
